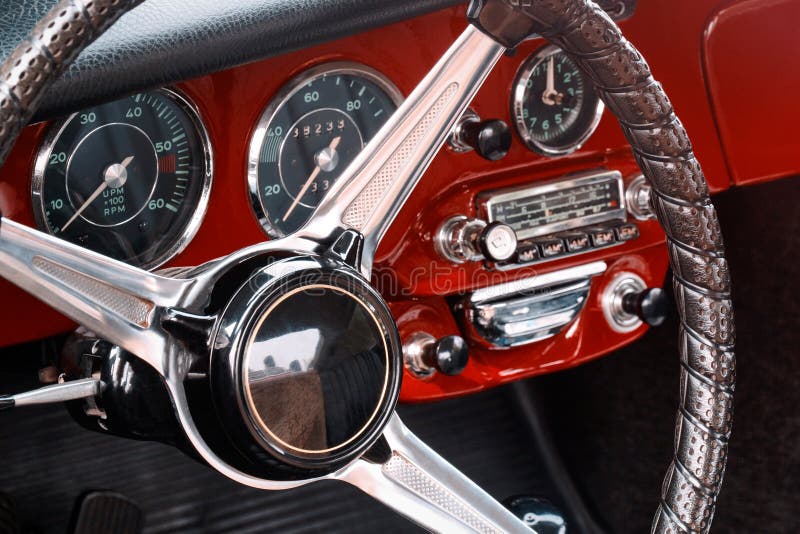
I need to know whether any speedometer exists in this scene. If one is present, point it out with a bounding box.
[247,62,402,237]
[32,88,212,269]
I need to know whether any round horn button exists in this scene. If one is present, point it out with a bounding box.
[242,283,390,459]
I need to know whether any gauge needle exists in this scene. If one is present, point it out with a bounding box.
[542,56,558,106]
[282,136,342,222]
[61,155,135,232]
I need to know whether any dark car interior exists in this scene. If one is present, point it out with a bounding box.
[0,0,798,532]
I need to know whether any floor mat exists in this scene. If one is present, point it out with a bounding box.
[0,384,561,533]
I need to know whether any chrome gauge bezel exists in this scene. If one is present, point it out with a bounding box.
[511,44,605,157]
[247,61,404,239]
[31,87,214,271]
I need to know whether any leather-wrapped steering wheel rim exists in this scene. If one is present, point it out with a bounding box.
[0,1,735,533]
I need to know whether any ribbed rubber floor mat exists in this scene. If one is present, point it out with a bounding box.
[0,385,555,533]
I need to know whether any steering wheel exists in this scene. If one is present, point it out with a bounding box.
[0,0,735,532]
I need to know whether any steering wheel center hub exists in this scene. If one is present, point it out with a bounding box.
[210,254,401,475]
[242,283,390,455]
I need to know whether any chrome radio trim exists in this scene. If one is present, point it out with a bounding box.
[464,261,607,347]
[477,170,626,241]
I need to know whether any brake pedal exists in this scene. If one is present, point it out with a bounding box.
[71,491,144,534]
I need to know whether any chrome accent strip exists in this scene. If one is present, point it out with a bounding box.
[0,218,192,374]
[299,26,506,277]
[469,277,592,347]
[469,260,607,304]
[342,82,459,229]
[32,257,154,327]
[341,414,530,533]
[382,454,502,534]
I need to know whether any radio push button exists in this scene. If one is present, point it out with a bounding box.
[515,244,541,264]
[560,232,591,253]
[614,223,640,242]
[587,227,616,247]
[534,237,566,258]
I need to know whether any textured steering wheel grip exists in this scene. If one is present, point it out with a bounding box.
[468,1,735,533]
[0,0,144,168]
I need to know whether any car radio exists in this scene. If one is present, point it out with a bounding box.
[479,170,626,238]
[485,169,642,267]
[439,170,653,348]
[436,170,647,268]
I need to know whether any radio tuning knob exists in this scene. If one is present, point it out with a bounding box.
[449,110,512,161]
[435,216,518,264]
[479,222,518,262]
[403,333,469,378]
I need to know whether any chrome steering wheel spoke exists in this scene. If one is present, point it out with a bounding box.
[298,26,505,278]
[0,217,192,375]
[342,414,530,533]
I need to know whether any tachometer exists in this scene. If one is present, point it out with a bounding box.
[248,62,402,237]
[32,88,212,269]
[511,45,604,156]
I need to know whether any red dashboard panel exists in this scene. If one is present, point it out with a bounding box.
[703,0,800,186]
[0,2,739,401]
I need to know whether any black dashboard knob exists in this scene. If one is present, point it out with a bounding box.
[404,333,470,377]
[459,118,512,161]
[450,111,512,161]
[622,287,670,327]
[426,335,470,376]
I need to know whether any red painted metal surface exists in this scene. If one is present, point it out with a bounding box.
[703,0,800,186]
[0,2,746,400]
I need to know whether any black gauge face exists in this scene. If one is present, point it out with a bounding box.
[248,63,402,237]
[512,47,604,156]
[33,89,212,269]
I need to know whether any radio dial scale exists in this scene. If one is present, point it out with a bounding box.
[476,170,639,268]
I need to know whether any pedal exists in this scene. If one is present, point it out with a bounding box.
[71,491,144,534]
